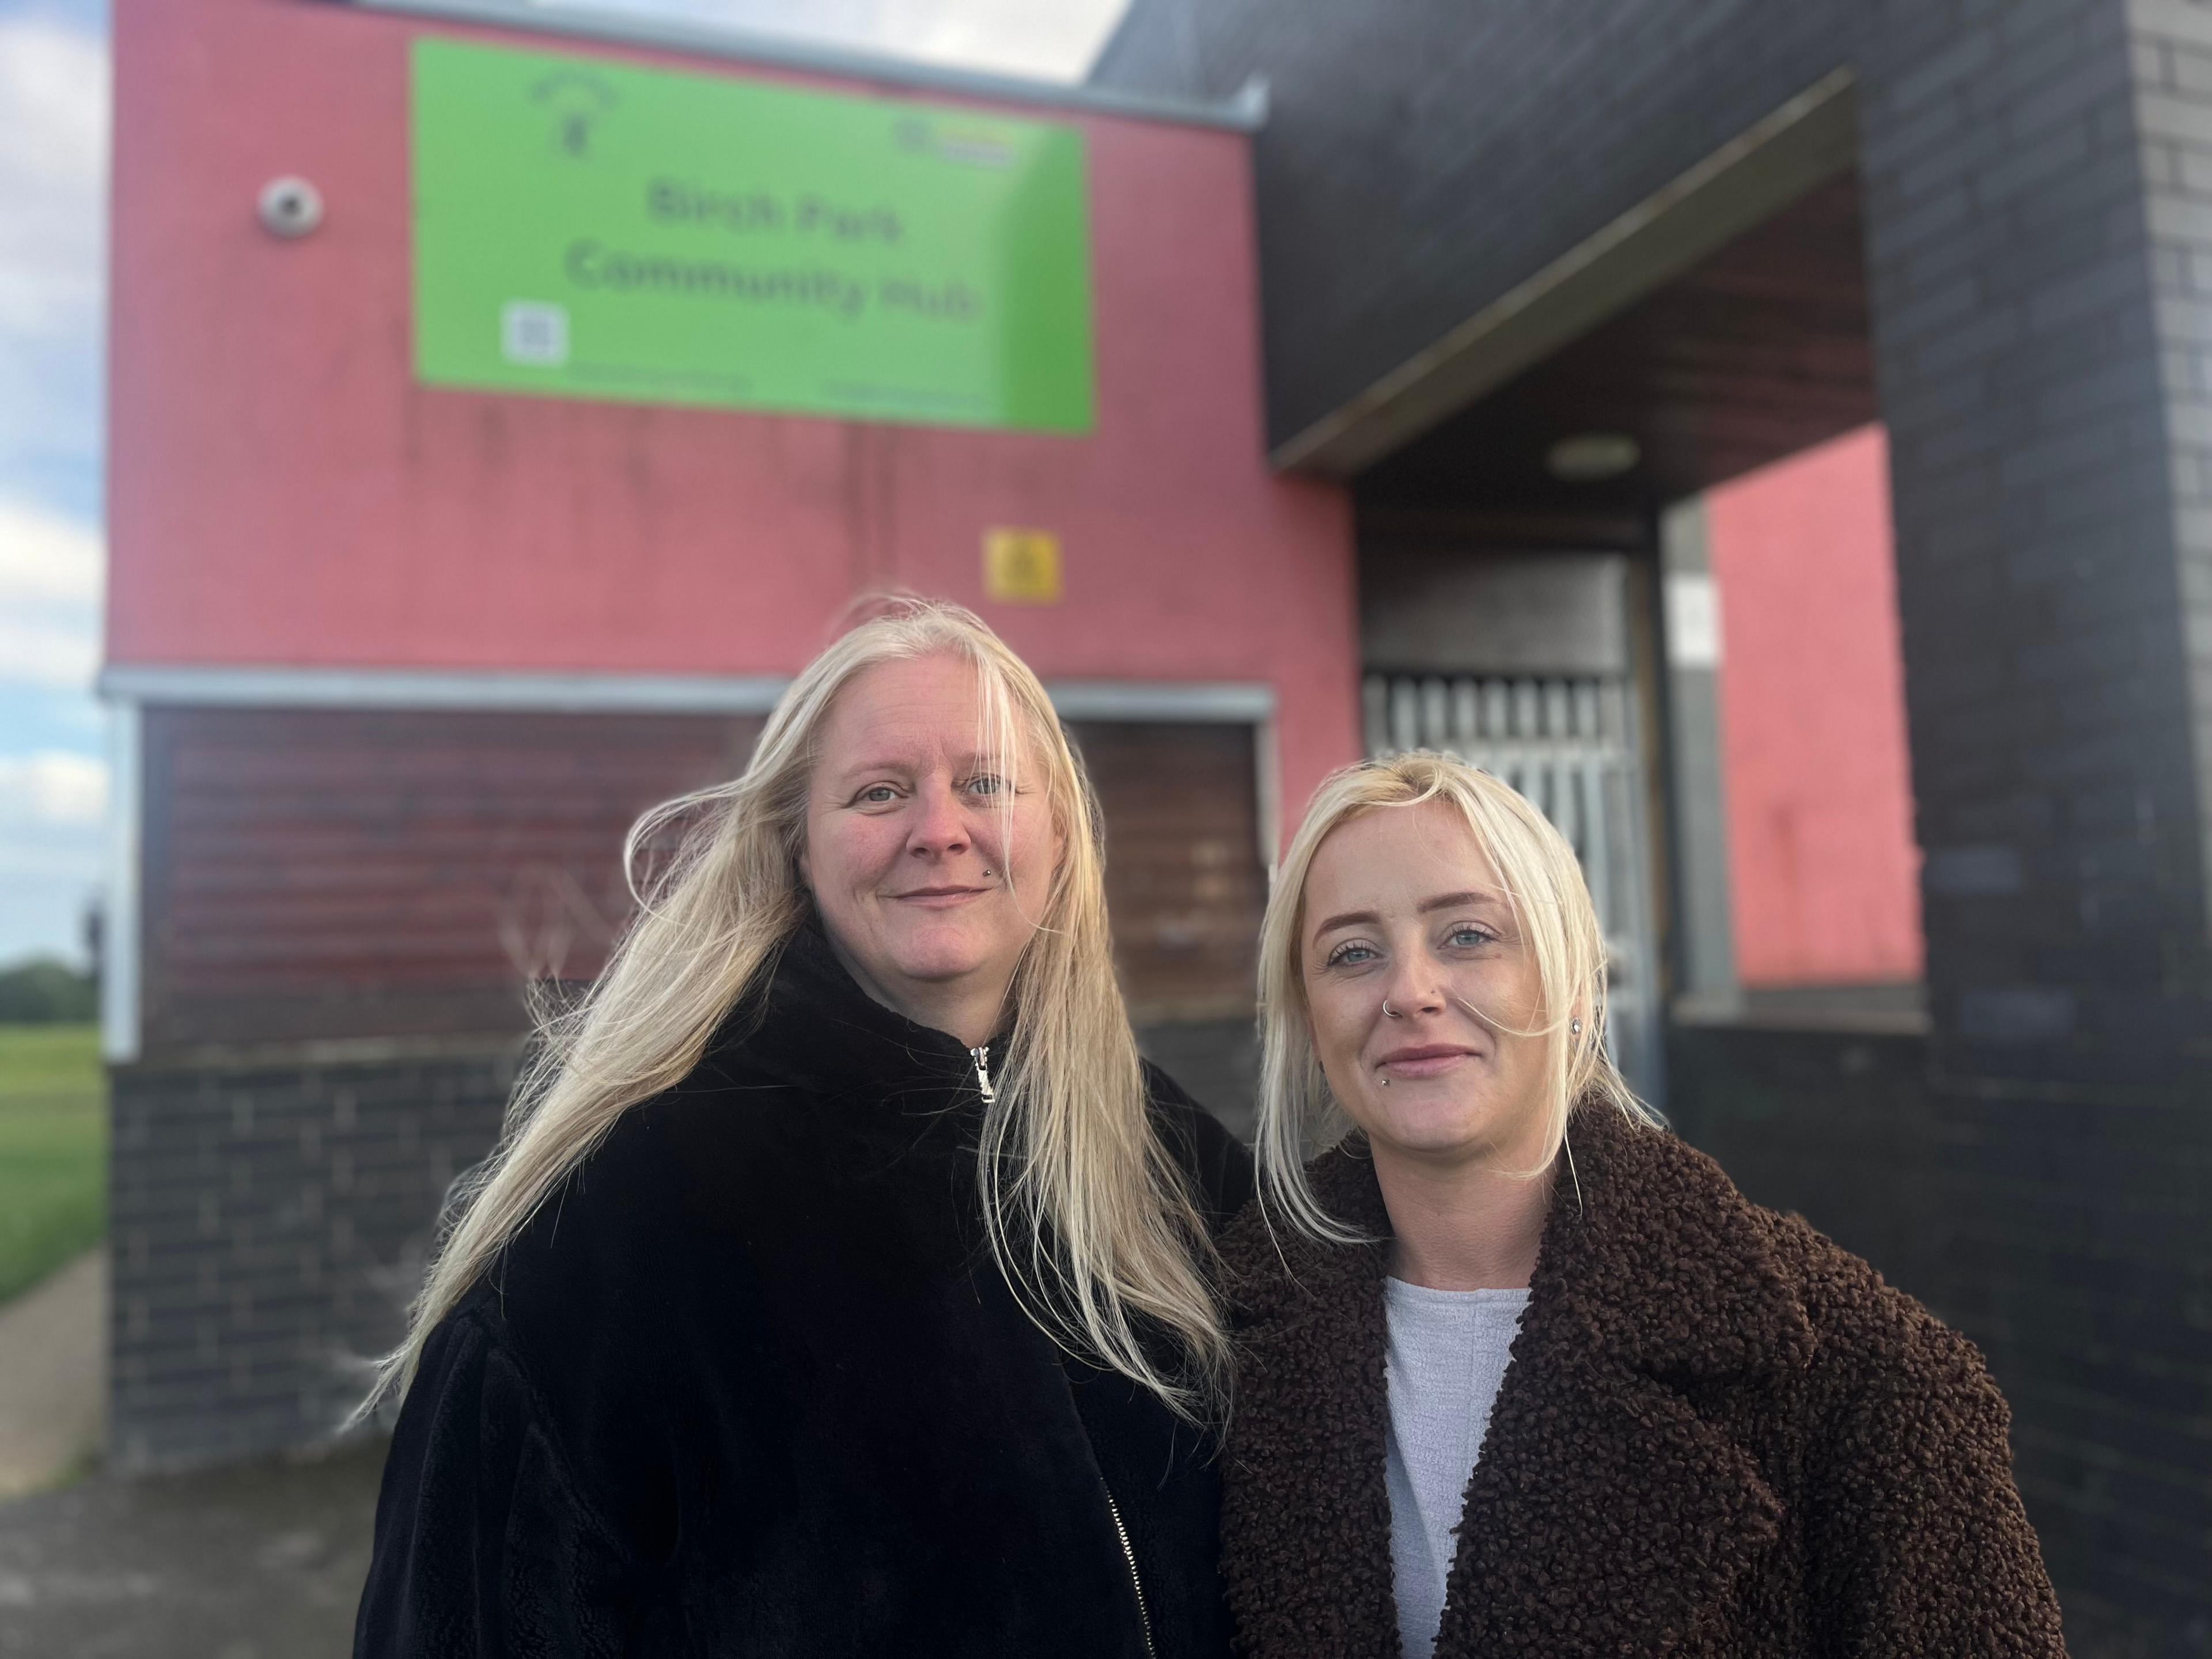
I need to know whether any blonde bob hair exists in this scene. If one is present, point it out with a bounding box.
[366,598,1229,1421]
[1254,751,1657,1245]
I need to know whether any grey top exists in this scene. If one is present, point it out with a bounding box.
[1382,1278,1530,1659]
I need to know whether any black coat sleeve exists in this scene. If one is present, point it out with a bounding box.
[353,1309,646,1659]
[1141,1059,1256,1233]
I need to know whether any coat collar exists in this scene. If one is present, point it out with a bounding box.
[699,914,1007,1117]
[1218,1107,1813,1658]
[1242,1104,1812,1382]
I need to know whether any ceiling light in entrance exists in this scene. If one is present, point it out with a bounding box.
[1545,433,1641,482]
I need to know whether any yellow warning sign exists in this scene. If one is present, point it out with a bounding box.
[983,527,1063,604]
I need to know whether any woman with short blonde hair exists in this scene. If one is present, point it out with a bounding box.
[357,598,1249,1658]
[1219,750,2064,1659]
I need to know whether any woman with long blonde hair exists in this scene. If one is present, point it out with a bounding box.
[1215,751,2063,1659]
[355,599,1249,1658]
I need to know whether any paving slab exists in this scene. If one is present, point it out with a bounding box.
[0,1439,385,1658]
[0,1247,105,1501]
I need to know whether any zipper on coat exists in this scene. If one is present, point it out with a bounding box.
[969,1045,996,1104]
[1101,1488,1156,1659]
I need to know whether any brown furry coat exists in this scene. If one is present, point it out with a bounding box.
[1217,1105,2067,1657]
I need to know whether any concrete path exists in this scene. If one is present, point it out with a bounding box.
[0,1250,385,1655]
[0,1247,105,1501]
[0,1440,385,1658]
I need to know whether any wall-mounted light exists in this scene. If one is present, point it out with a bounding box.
[1545,432,1641,482]
[257,176,324,239]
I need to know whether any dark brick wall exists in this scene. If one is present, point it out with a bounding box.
[108,1047,514,1471]
[1093,0,1860,448]
[1135,1017,1260,1143]
[2127,0,2212,1001]
[1671,1024,2212,1653]
[1856,0,2212,1078]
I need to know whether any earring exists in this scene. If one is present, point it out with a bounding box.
[1570,1017,1583,1037]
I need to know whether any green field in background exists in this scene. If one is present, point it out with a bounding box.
[0,1023,105,1306]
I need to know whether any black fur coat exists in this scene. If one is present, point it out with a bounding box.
[354,922,1252,1658]
[1216,1105,2068,1657]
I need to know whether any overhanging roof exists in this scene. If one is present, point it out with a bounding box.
[1275,69,1860,479]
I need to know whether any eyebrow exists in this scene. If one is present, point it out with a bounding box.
[1310,891,1501,938]
[827,752,994,783]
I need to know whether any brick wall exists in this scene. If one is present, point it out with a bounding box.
[2131,0,2212,989]
[108,1047,513,1471]
[1857,0,2212,1077]
[1672,1025,2212,1653]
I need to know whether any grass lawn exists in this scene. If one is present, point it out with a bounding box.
[0,1022,106,1307]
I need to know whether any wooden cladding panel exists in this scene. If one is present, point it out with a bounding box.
[140,707,761,1051]
[137,707,1265,1053]
[1070,721,1266,1023]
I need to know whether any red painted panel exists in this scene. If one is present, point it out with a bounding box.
[138,706,763,1050]
[138,707,1266,1052]
[1067,721,1265,1022]
[1706,424,1925,987]
[107,0,1361,829]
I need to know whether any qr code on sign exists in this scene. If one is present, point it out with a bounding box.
[501,301,569,367]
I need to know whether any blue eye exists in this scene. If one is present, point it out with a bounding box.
[1446,925,1497,949]
[855,784,899,805]
[1324,941,1378,968]
[965,774,1007,797]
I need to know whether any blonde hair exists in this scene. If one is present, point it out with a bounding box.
[1254,750,1657,1244]
[366,598,1230,1420]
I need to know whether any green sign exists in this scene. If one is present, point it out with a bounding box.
[410,37,1095,431]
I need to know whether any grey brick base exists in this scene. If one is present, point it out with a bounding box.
[1669,1024,2212,1653]
[107,1046,515,1473]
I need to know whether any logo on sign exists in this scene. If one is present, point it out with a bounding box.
[531,70,618,158]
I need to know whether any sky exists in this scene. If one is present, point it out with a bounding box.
[0,0,1128,969]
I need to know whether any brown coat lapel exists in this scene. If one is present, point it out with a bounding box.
[1218,1107,1816,1658]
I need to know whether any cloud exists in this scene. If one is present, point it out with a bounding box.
[0,495,101,688]
[0,749,106,826]
[0,494,101,604]
[0,17,107,336]
[904,0,1130,78]
[533,0,1128,80]
[0,13,106,529]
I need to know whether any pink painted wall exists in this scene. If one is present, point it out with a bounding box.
[107,0,1361,823]
[1705,424,1925,986]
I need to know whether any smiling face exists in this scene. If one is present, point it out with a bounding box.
[798,653,1063,1041]
[1299,798,1556,1173]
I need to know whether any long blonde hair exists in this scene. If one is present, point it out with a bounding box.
[367,598,1230,1419]
[1254,751,1657,1244]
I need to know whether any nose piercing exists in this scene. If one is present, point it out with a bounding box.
[1382,999,1403,1020]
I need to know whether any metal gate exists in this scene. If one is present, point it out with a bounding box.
[1362,672,1664,1109]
